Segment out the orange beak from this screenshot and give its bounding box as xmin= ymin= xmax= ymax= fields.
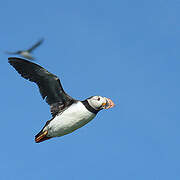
xmin=102 ymin=98 xmax=115 ymax=109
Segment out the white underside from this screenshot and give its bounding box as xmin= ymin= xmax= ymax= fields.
xmin=45 ymin=101 xmax=96 ymax=137
xmin=20 ymin=51 xmax=33 ymax=59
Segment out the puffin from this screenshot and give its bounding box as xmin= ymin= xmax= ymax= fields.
xmin=5 ymin=38 xmax=44 ymax=60
xmin=8 ymin=57 xmax=115 ymax=143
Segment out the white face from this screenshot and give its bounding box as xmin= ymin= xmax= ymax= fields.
xmin=87 ymin=96 xmax=115 ymax=110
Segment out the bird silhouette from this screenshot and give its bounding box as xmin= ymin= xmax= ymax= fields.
xmin=8 ymin=57 xmax=115 ymax=143
xmin=5 ymin=38 xmax=44 ymax=60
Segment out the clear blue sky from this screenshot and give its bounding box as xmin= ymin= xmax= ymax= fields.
xmin=1 ymin=0 xmax=180 ymax=179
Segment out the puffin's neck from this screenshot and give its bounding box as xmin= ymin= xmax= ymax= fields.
xmin=81 ymin=100 xmax=99 ymax=114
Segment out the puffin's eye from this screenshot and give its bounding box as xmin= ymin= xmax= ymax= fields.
xmin=97 ymin=97 xmax=100 ymax=101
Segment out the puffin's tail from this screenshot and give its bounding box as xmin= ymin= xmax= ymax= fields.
xmin=35 ymin=120 xmax=52 ymax=143
xmin=35 ymin=130 xmax=52 ymax=143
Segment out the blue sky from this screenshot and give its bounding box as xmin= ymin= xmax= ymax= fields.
xmin=1 ymin=0 xmax=180 ymax=179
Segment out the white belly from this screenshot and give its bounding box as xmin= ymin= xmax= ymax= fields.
xmin=20 ymin=51 xmax=33 ymax=59
xmin=46 ymin=101 xmax=96 ymax=137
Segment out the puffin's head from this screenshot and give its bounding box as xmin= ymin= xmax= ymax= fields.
xmin=87 ymin=96 xmax=115 ymax=111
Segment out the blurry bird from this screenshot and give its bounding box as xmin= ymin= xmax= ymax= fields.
xmin=5 ymin=38 xmax=44 ymax=60
xmin=8 ymin=57 xmax=115 ymax=143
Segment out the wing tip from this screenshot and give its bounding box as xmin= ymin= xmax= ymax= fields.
xmin=8 ymin=57 xmax=24 ymax=65
xmin=8 ymin=57 xmax=34 ymax=68
xmin=8 ymin=57 xmax=26 ymax=61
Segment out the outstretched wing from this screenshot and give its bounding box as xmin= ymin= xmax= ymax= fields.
xmin=27 ymin=38 xmax=44 ymax=52
xmin=8 ymin=57 xmax=75 ymax=117
xmin=5 ymin=51 xmax=21 ymax=55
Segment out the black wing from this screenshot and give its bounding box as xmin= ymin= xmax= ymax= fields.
xmin=8 ymin=57 xmax=75 ymax=117
xmin=27 ymin=38 xmax=44 ymax=52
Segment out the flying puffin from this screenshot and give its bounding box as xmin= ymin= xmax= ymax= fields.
xmin=8 ymin=57 xmax=115 ymax=143
xmin=5 ymin=38 xmax=44 ymax=60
